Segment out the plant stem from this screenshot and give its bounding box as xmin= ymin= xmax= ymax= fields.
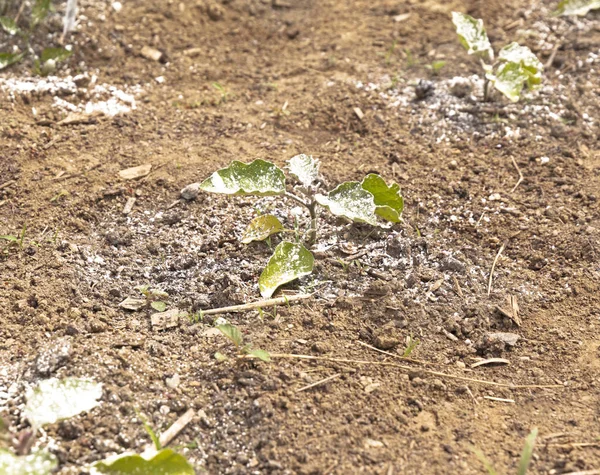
xmin=483 ymin=76 xmax=490 ymax=102
xmin=285 ymin=191 xmax=318 ymax=247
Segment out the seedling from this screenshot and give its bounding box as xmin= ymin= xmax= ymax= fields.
xmin=426 ymin=60 xmax=446 ymax=75
xmin=473 ymin=427 xmax=538 ymax=475
xmin=1 ymin=223 xmax=26 ymax=253
xmin=0 ymin=0 xmax=73 ymax=73
xmin=555 ymin=0 xmax=600 ymax=15
xmin=135 ymin=285 xmax=169 ymax=312
xmin=0 ymin=377 xmax=102 ymax=475
xmin=216 ymin=323 xmax=271 ymax=362
xmin=92 ymin=413 xmax=194 ymax=474
xmin=199 ymin=154 xmax=403 ymax=297
xmin=402 ymin=334 xmax=420 ymax=357
xmin=211 ymin=82 xmax=228 ymax=104
xmin=452 ymin=12 xmax=543 ymax=102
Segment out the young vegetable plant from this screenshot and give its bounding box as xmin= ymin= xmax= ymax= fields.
xmin=215 ymin=323 xmax=271 ymax=362
xmin=451 ymin=12 xmax=543 ymax=102
xmin=199 ymin=154 xmax=403 ymax=298
xmin=0 ymin=377 xmax=102 ymax=475
xmin=92 ymin=414 xmax=194 ymax=475
xmin=555 ymin=0 xmax=600 ymax=15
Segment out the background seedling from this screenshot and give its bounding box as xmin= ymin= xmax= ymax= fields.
xmin=473 ymin=427 xmax=538 ymax=475
xmin=216 ymin=323 xmax=271 ymax=362
xmin=402 ymin=334 xmax=420 ymax=357
xmin=452 ymin=12 xmax=543 ymax=102
xmin=198 ymin=154 xmax=403 ymax=297
xmin=426 ymin=60 xmax=446 ymax=75
xmin=555 ymin=0 xmax=600 ymax=15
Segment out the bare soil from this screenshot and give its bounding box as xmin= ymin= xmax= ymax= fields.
xmin=1 ymin=0 xmax=600 ymax=474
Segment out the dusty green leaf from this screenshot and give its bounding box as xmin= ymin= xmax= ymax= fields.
xmin=288 ymin=154 xmax=319 ymax=187
xmin=31 ymin=0 xmax=50 ymax=27
xmin=0 ymin=51 xmax=26 ymax=70
xmin=0 ymin=235 xmax=18 ymax=242
xmin=200 ymin=159 xmax=286 ymax=196
xmin=451 ymin=12 xmax=493 ymax=60
xmin=150 ymin=301 xmax=167 ymax=312
xmin=489 ymin=61 xmax=529 ymax=102
xmin=361 ymin=174 xmax=403 ymax=223
xmin=555 ymin=0 xmax=600 ymax=15
xmin=93 ymin=449 xmax=194 ymax=475
xmin=259 ymin=241 xmax=314 ymax=298
xmin=246 ymin=348 xmax=271 ymax=362
xmin=0 ymin=449 xmax=58 ymax=475
xmin=41 ymin=47 xmax=73 ymax=63
xmin=315 ymin=182 xmax=379 ymax=226
xmin=0 ymin=17 xmax=19 ymax=35
xmin=498 ymin=43 xmax=543 ymax=89
xmin=216 ymin=323 xmax=244 ymax=348
xmin=241 ymin=215 xmax=285 ymax=244
xmin=24 ymin=378 xmax=102 ymax=427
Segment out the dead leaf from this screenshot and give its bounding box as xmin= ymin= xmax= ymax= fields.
xmin=151 ymin=308 xmax=185 ymax=330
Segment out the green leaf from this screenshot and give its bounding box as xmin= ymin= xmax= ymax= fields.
xmin=361 ymin=174 xmax=403 ymax=223
xmin=41 ymin=47 xmax=73 ymax=63
xmin=258 ymin=241 xmax=314 ymax=298
xmin=241 ymin=215 xmax=285 ymax=244
xmin=24 ymin=377 xmax=102 ymax=427
xmin=0 ymin=52 xmax=26 ymax=70
xmin=517 ymin=428 xmax=538 ymax=475
xmin=246 ymin=348 xmax=271 ymax=362
xmin=489 ymin=61 xmax=529 ymax=102
xmin=288 ymin=154 xmax=319 ymax=187
xmin=93 ymin=449 xmax=194 ymax=475
xmin=136 ymin=411 xmax=161 ymax=451
xmin=451 ymin=12 xmax=493 ymax=60
xmin=555 ymin=0 xmax=600 ymax=15
xmin=0 ymin=17 xmax=20 ymax=35
xmin=315 ymin=182 xmax=379 ymax=226
xmin=151 ymin=301 xmax=167 ymax=312
xmin=199 ymin=159 xmax=286 ymax=196
xmin=31 ymin=0 xmax=51 ymax=27
xmin=0 ymin=449 xmax=58 ymax=475
xmin=0 ymin=235 xmax=18 ymax=242
xmin=216 ymin=323 xmax=244 ymax=348
xmin=472 ymin=447 xmax=498 ymax=475
xmin=498 ymin=43 xmax=543 ymax=89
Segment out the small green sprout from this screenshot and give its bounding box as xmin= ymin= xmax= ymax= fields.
xmin=216 ymin=323 xmax=271 ymax=362
xmin=402 ymin=334 xmax=420 ymax=357
xmin=473 ymin=427 xmax=538 ymax=475
xmin=426 ymin=60 xmax=447 ymax=75
xmin=452 ymin=12 xmax=543 ymax=102
xmin=211 ymin=82 xmax=229 ymax=103
xmin=135 ymin=285 xmax=169 ymax=312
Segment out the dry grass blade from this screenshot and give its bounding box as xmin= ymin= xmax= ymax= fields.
xmin=296 ymin=373 xmax=341 ymax=393
xmin=483 ymin=396 xmax=515 ymax=403
xmin=487 ymin=242 xmax=506 ymax=296
xmin=356 ymin=341 xmax=435 ymax=366
xmin=240 ymin=353 xmax=562 ymax=389
xmin=201 ymin=294 xmax=312 ymax=315
xmin=471 ymin=358 xmax=510 ymax=368
xmin=511 ymin=157 xmax=523 ymax=193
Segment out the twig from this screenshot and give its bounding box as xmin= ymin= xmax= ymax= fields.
xmin=356 ymin=341 xmax=435 ymax=366
xmin=14 ymin=0 xmax=26 ymax=23
xmin=511 ymin=157 xmax=523 ymax=193
xmin=465 ymin=386 xmax=479 ymax=405
xmin=201 ymin=294 xmax=312 ymax=316
xmin=240 ymin=353 xmax=562 ymax=389
xmin=296 ymin=373 xmax=341 ymax=392
xmin=561 ymin=471 xmax=600 ymax=475
xmin=483 ymin=396 xmax=515 ymax=403
xmin=453 ymin=276 xmax=464 ymax=298
xmin=159 ymin=408 xmax=195 ymax=447
xmin=487 ymin=243 xmax=506 ymax=296
xmin=544 ymin=42 xmax=562 ymax=69
xmin=0 ymin=180 xmax=16 ymax=190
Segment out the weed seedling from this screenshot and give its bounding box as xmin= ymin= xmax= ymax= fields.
xmin=211 ymin=82 xmax=229 ymax=104
xmin=1 ymin=223 xmax=26 ymax=253
xmin=473 ymin=427 xmax=538 ymax=475
xmin=426 ymin=60 xmax=446 ymax=75
xmin=135 ymin=285 xmax=169 ymax=312
xmin=199 ymin=154 xmax=403 ymax=297
xmin=452 ymin=12 xmax=543 ymax=102
xmin=216 ymin=323 xmax=271 ymax=362
xmin=402 ymin=334 xmax=420 ymax=357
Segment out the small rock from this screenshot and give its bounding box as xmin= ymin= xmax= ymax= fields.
xmin=118 ymin=163 xmax=152 ymax=180
xmin=440 ymin=256 xmax=466 ymax=273
xmin=34 ymin=339 xmax=72 ymax=376
xmin=487 ymin=332 xmax=520 ymax=347
xmin=311 ymin=341 xmax=332 ymax=354
xmin=119 ymin=297 xmax=146 ymax=311
xmin=415 ymin=79 xmax=434 ymax=100
xmin=488 ymin=193 xmax=502 ymax=201
xmin=364 ymin=439 xmax=384 ymax=449
xmin=159 ymin=405 xmax=170 ymax=415
xmin=450 ymin=78 xmax=472 ymax=98
xmin=180 ymin=182 xmax=200 ymax=200
xmin=166 ymin=374 xmax=181 ymax=389
xmin=206 ymin=3 xmax=224 ymax=20
xmin=373 ymin=334 xmax=400 ymax=351
xmin=151 ymin=309 xmax=185 ymax=331
xmin=58 ymin=420 xmax=84 ymax=440
xmin=140 ymin=46 xmax=163 ymax=62
xmin=89 ymin=319 xmax=107 ymax=333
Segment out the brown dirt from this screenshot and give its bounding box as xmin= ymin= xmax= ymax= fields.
xmin=1 ymin=0 xmax=600 ymax=474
